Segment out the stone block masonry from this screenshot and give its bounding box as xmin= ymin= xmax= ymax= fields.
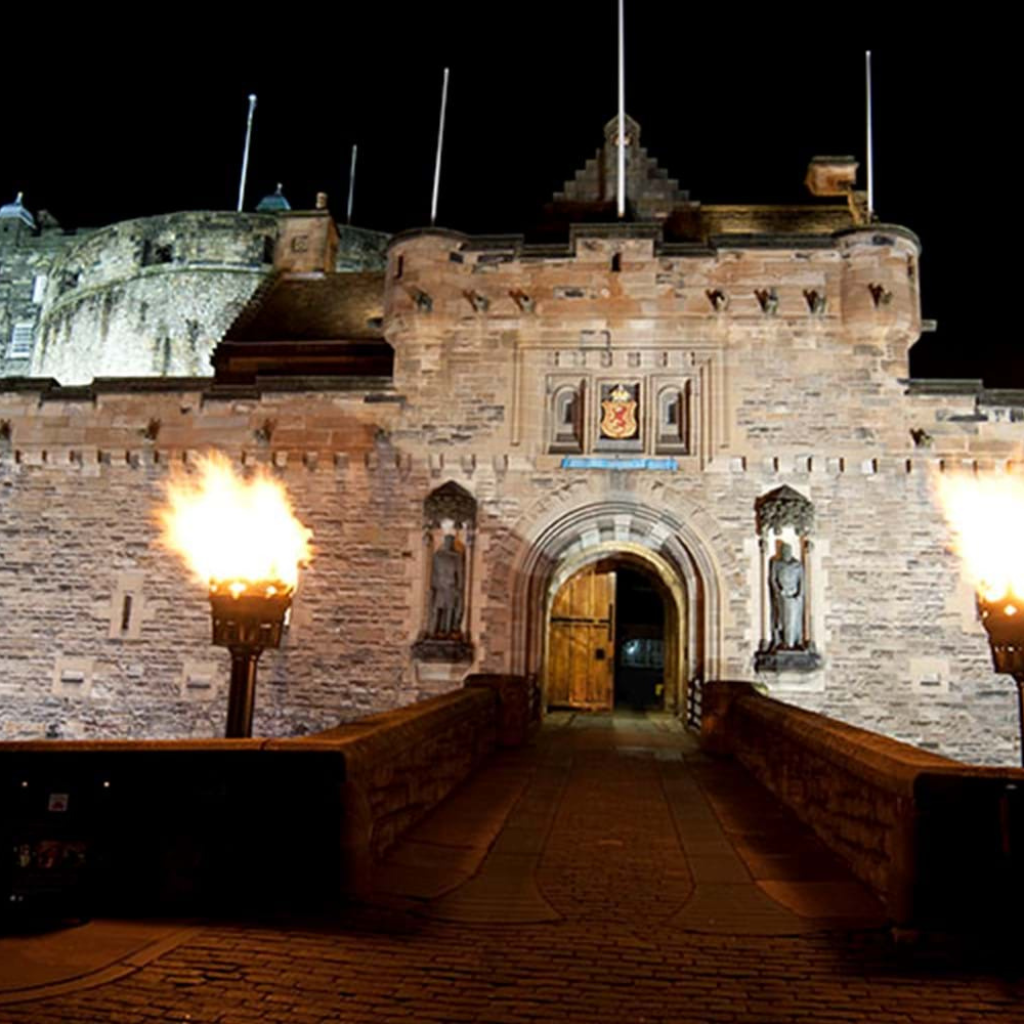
xmin=702 ymin=679 xmax=1024 ymax=929
xmin=0 ymin=211 xmax=389 ymax=384
xmin=0 ymin=374 xmax=1018 ymax=766
xmin=0 ymin=214 xmax=1022 ymax=767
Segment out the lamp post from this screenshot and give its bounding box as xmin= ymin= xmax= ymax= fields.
xmin=977 ymin=592 xmax=1024 ymax=767
xmin=210 ymin=580 xmax=294 ymax=738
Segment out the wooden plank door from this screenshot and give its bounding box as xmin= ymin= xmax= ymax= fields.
xmin=548 ymin=567 xmax=615 ymax=710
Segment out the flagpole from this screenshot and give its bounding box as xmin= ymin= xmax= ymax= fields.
xmin=236 ymin=94 xmax=257 ymax=213
xmin=865 ymin=51 xmax=874 ymax=219
xmin=617 ymin=0 xmax=626 ymax=219
xmin=347 ymin=143 xmax=358 ymax=225
xmin=431 ymin=68 xmax=450 ymax=227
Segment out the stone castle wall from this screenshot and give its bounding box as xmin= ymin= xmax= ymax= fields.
xmin=0 ymin=212 xmax=389 ymax=384
xmin=0 ymin=225 xmax=1020 ymax=766
xmin=0 ymin=387 xmax=1018 ymax=763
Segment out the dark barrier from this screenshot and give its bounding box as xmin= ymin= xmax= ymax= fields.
xmin=0 ymin=679 xmax=533 ymax=920
xmin=1 ymin=742 xmax=345 ymax=918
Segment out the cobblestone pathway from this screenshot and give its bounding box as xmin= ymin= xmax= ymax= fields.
xmin=2 ymin=713 xmax=1022 ymax=1023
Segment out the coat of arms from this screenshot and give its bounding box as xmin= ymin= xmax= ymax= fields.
xmin=600 ymin=383 xmax=638 ymax=440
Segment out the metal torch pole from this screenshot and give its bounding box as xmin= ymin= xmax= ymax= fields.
xmin=225 ymin=647 xmax=262 ymax=739
xmin=1015 ymin=674 xmax=1024 ymax=768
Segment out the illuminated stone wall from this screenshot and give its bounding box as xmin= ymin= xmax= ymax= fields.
xmin=0 ymin=223 xmax=1020 ymax=766
xmin=0 ymin=211 xmax=388 ymax=383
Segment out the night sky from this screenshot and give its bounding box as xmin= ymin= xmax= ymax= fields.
xmin=1 ymin=12 xmax=1009 ymax=384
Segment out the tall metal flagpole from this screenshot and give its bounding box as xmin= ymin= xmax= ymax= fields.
xmin=617 ymin=0 xmax=626 ymax=219
xmin=431 ymin=68 xmax=450 ymax=227
xmin=237 ymin=94 xmax=257 ymax=213
xmin=865 ymin=51 xmax=875 ymax=219
xmin=347 ymin=144 xmax=358 ymax=225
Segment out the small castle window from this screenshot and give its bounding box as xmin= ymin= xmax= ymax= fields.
xmin=655 ymin=382 xmax=689 ymax=453
xmin=7 ymin=322 xmax=34 ymax=359
xmin=550 ymin=383 xmax=584 ymax=453
xmin=611 ymin=252 xmax=622 ymax=273
xmin=141 ymin=241 xmax=174 ymax=267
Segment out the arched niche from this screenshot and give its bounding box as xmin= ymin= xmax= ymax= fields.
xmin=753 ymin=485 xmax=822 ymax=673
xmin=412 ymin=481 xmax=476 ymax=664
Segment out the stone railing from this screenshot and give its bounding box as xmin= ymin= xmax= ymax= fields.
xmin=0 ymin=676 xmax=535 ymax=917
xmin=702 ymin=680 xmax=1024 ymax=929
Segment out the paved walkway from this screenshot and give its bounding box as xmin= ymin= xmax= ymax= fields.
xmin=1 ymin=712 xmax=1023 ymax=1022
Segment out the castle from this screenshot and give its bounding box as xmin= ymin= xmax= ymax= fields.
xmin=1 ymin=117 xmax=1019 ymax=765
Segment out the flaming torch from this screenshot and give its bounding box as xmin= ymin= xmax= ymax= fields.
xmin=159 ymin=452 xmax=312 ymax=738
xmin=936 ymin=471 xmax=1024 ymax=765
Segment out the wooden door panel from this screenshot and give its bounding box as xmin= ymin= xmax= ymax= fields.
xmin=549 ymin=566 xmax=615 ymax=711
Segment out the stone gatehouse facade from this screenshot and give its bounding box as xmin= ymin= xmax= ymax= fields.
xmin=0 ymin=120 xmax=1019 ymax=765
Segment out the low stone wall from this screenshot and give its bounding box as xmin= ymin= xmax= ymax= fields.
xmin=702 ymin=680 xmax=1024 ymax=929
xmin=283 ymin=686 xmax=499 ymax=868
xmin=0 ymin=681 xmax=520 ymax=916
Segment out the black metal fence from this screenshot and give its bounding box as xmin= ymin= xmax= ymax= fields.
xmin=685 ymin=675 xmax=703 ymax=731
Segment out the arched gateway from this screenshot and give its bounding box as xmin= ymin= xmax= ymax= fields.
xmin=508 ymin=500 xmax=724 ymax=715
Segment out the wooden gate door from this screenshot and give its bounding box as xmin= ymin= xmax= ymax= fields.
xmin=548 ymin=566 xmax=615 ymax=710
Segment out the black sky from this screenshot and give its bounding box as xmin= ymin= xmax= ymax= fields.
xmin=1 ymin=10 xmax=1011 ymax=384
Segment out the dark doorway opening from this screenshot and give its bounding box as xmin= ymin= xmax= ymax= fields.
xmin=613 ymin=568 xmax=665 ymax=710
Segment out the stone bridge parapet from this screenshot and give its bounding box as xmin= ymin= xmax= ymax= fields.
xmin=702 ymin=680 xmax=1024 ymax=930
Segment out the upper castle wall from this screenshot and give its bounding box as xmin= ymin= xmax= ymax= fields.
xmin=31 ymin=212 xmax=279 ymax=383
xmin=384 ymin=225 xmax=922 ymax=459
xmin=1 ymin=212 xmax=390 ymax=385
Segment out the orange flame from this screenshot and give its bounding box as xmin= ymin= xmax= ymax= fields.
xmin=934 ymin=471 xmax=1024 ymax=602
xmin=159 ymin=452 xmax=312 ymax=592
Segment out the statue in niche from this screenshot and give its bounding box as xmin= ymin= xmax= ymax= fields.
xmin=428 ymin=534 xmax=465 ymax=637
xmin=413 ymin=481 xmax=476 ymax=664
xmin=754 ymin=485 xmax=821 ymax=674
xmin=769 ymin=541 xmax=804 ymax=649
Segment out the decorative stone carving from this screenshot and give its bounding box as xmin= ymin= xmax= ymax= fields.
xmin=509 ymin=289 xmax=534 ymax=313
xmin=803 ymin=289 xmax=827 ymax=315
xmin=424 ymin=480 xmax=476 ymax=530
xmin=705 ymin=288 xmax=728 ymax=312
xmin=755 ymin=288 xmax=778 ymax=316
xmin=755 ymin=485 xmax=814 ymax=538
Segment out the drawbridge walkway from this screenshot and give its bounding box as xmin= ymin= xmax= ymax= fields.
xmin=1 ymin=712 xmax=1022 ymax=1023
xmin=374 ymin=711 xmax=883 ymax=933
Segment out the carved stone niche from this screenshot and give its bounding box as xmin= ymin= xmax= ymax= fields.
xmin=753 ymin=485 xmax=822 ymax=673
xmin=412 ymin=481 xmax=476 ymax=664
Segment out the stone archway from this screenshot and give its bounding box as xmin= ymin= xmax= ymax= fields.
xmin=507 ymin=497 xmax=724 ymax=717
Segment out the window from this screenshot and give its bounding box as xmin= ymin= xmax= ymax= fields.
xmin=31 ymin=275 xmax=47 ymax=304
xmin=550 ymin=383 xmax=583 ymax=453
xmin=655 ymin=382 xmax=690 ymax=453
xmin=7 ymin=322 xmax=34 ymax=359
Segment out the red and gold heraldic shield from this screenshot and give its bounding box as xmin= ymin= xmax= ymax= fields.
xmin=600 ymin=383 xmax=638 ymax=439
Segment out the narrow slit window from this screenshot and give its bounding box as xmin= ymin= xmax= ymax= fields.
xmin=120 ymin=594 xmax=134 ymax=634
